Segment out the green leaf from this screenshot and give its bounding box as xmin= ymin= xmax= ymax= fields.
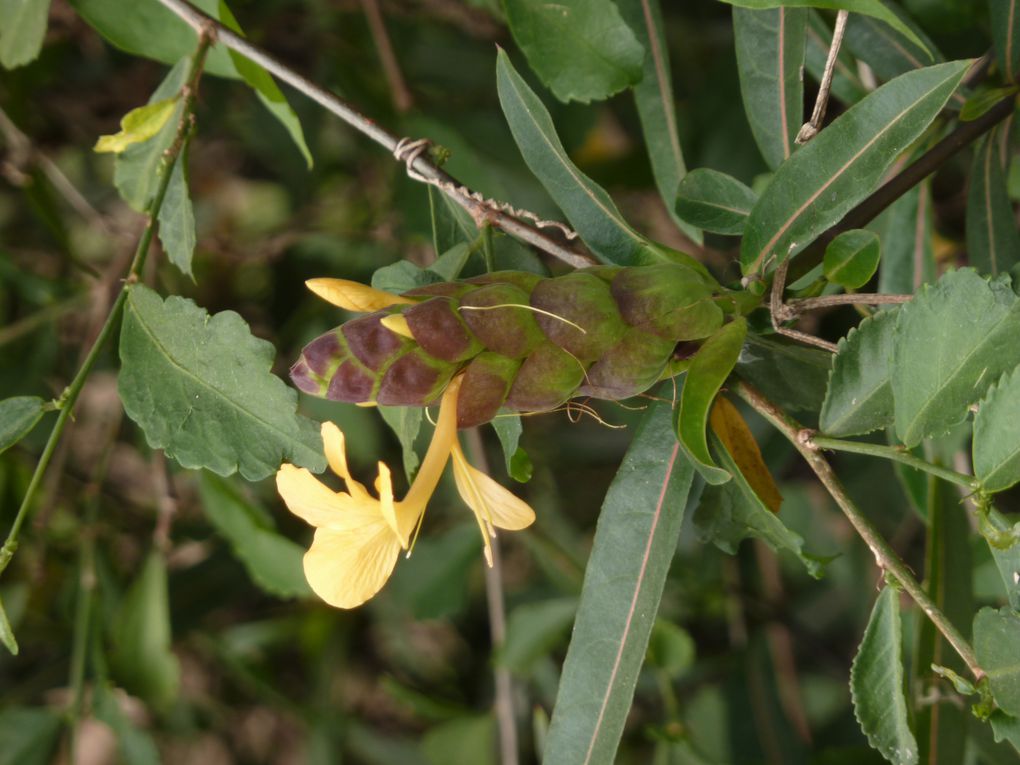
xmin=989 ymin=710 xmax=1020 ymax=753
xmin=990 ymin=0 xmax=1020 ymax=84
xmin=718 ymin=0 xmax=930 ymax=52
xmin=874 ymin=179 xmax=935 ymax=295
xmin=371 ymin=260 xmax=442 ymax=294
xmin=542 ymin=399 xmax=697 ymax=765
xmin=735 ymin=333 xmax=831 ymax=415
xmin=983 ymin=508 xmax=1020 ymax=609
xmin=646 ymin=620 xmax=695 ymax=678
xmin=975 ymin=366 xmax=1020 ymax=493
xmin=113 ymin=61 xmax=188 ymax=212
xmin=733 ymin=6 xmax=807 ymax=170
xmin=491 ymin=413 xmax=532 ymax=482
xmin=0 ymin=0 xmax=52 ymax=69
xmin=676 ymin=318 xmax=747 ymax=484
xmin=850 ymin=587 xmax=919 ymax=765
xmin=429 ymin=186 xmax=477 ymax=256
xmin=675 ymin=168 xmax=758 ymax=235
xmin=967 ymin=127 xmax=1020 ymax=276
xmin=0 ymin=594 xmax=17 ymax=655
xmin=388 ymin=525 xmax=481 ymax=620
xmin=118 ymin=285 xmax=326 ymax=480
xmin=842 ymin=4 xmax=947 ymax=84
xmin=740 ymin=61 xmax=969 ymax=276
xmin=824 ymin=229 xmax=881 ymax=289
xmin=94 ymin=97 xmax=178 ymax=154
xmin=617 ymin=0 xmax=701 ymax=243
xmin=892 ymin=269 xmax=1020 ymax=447
xmin=504 ymin=0 xmax=644 ymax=103
xmin=805 ymin=10 xmax=868 ymax=105
xmin=960 ymin=87 xmax=1018 ymax=122
xmin=0 ymin=707 xmax=61 ymax=765
xmin=378 ymin=405 xmax=422 ymax=481
xmin=93 ymin=683 xmax=161 ymax=765
xmin=820 ymin=308 xmax=897 ymax=436
xmin=429 ymin=242 xmax=473 ymax=281
xmin=695 ymin=432 xmax=825 ymax=577
xmin=975 ymin=607 xmax=1020 ymax=717
xmin=422 ymin=715 xmax=496 ymax=765
xmin=157 ymin=144 xmax=196 ymax=278
xmin=198 ymin=473 xmax=311 ymax=598
xmin=495 ymin=49 xmax=651 ymax=265
xmin=0 ymin=396 xmax=46 ymax=454
xmin=111 ymin=550 xmax=181 ymax=709
xmin=496 ymin=597 xmax=577 ymax=673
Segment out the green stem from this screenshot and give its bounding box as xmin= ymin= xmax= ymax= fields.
xmin=734 ymin=381 xmax=984 ymax=680
xmin=809 ymin=435 xmax=980 ymax=490
xmin=67 ymin=502 xmax=99 ymax=759
xmin=0 ymin=31 xmax=215 ymax=580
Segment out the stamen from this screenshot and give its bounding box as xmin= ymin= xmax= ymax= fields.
xmin=458 ymin=304 xmax=588 ymax=335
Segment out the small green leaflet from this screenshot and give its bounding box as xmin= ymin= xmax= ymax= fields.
xmin=975 ymin=607 xmax=1020 ymax=718
xmin=850 ymin=587 xmax=919 ymax=765
xmin=675 ymin=169 xmax=758 ymax=235
xmin=974 ymin=365 xmax=1020 ymax=493
xmin=823 ymin=229 xmax=881 ymax=289
xmin=0 ymin=0 xmax=52 ymax=69
xmin=378 ymin=405 xmax=423 ymax=481
xmin=157 ymin=144 xmax=197 ymax=278
xmin=0 ymin=396 xmax=46 ymax=454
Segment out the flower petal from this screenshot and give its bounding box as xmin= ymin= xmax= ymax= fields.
xmin=306 ymin=278 xmax=415 ymax=312
xmin=321 ymin=422 xmax=370 ymax=500
xmin=451 ymin=444 xmax=536 ymax=531
xmin=374 ymin=460 xmax=408 ymax=547
xmin=276 ymin=465 xmax=348 ymax=528
xmin=303 ymin=522 xmax=402 ymax=608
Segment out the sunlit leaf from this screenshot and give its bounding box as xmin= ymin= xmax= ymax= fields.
xmin=850 ymin=587 xmax=919 ymax=765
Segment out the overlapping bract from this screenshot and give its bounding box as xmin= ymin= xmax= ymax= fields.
xmin=292 ymin=264 xmax=743 ymax=427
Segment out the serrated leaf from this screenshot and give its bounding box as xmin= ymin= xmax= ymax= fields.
xmin=874 ymin=179 xmax=935 ymax=295
xmin=983 ymin=508 xmax=1020 ymax=609
xmin=709 ymin=396 xmax=782 ymax=512
xmin=805 ymin=10 xmax=868 ymax=105
xmin=0 ymin=707 xmax=61 ymax=765
xmin=850 ymin=587 xmax=919 ymax=765
xmin=496 ymin=49 xmax=653 ymax=265
xmin=118 ymin=285 xmax=325 ymax=480
xmin=892 ymin=269 xmax=1020 ymax=447
xmin=990 ymin=0 xmax=1020 ymax=84
xmin=198 ymin=472 xmax=311 ymax=598
xmin=824 ymin=229 xmax=881 ymax=289
xmin=719 ymin=0 xmax=930 ymax=52
xmin=0 ymin=0 xmax=51 ymax=69
xmin=504 ymin=0 xmax=644 ymax=103
xmin=975 ymin=366 xmax=1020 ymax=493
xmin=378 ymin=405 xmax=422 ymax=481
xmin=618 ymin=0 xmax=701 ymax=243
xmin=820 ymin=309 xmax=898 ymax=436
xmin=695 ymin=432 xmax=824 ymax=577
xmin=496 ymin=597 xmax=577 ymax=674
xmin=733 ymin=6 xmax=807 ymax=170
xmin=0 ymin=396 xmax=46 ymax=454
xmin=675 ymin=168 xmax=758 ymax=235
xmin=989 ymin=710 xmax=1020 ymax=753
xmin=975 ymin=607 xmax=1020 ymax=717
xmin=543 ymin=399 xmax=697 ymax=765
xmin=736 ymin=333 xmax=832 ymax=416
xmin=967 ymin=126 xmax=1020 ymax=276
xmin=740 ymin=61 xmax=968 ymax=276
xmin=94 ymin=98 xmax=178 ymax=154
xmin=157 ymin=145 xmax=196 ymax=278
xmin=676 ymin=318 xmax=747 ymax=484
xmin=111 ymin=550 xmax=181 ymax=709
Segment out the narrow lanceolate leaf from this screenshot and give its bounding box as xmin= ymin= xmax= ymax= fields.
xmin=675 ymin=169 xmax=757 ymax=235
xmin=874 ymin=180 xmax=935 ymax=295
xmin=967 ymin=127 xmax=1020 ymax=276
xmin=974 ymin=366 xmax=1020 ymax=493
xmin=990 ymin=0 xmax=1020 ymax=83
xmin=0 ymin=396 xmax=46 ymax=454
xmin=824 ymin=229 xmax=881 ymax=289
xmin=157 ymin=147 xmax=197 ymax=278
xmin=198 ymin=473 xmax=311 ymax=598
xmin=736 ymin=333 xmax=831 ymax=415
xmin=496 ymin=50 xmax=651 ymax=265
xmin=0 ymin=0 xmax=52 ymax=69
xmin=850 ymin=587 xmax=919 ymax=765
xmin=676 ymin=318 xmax=747 ymax=484
xmin=975 ymin=607 xmax=1020 ymax=717
xmin=820 ymin=309 xmax=897 ymax=436
xmin=618 ymin=0 xmax=702 ymax=243
xmin=709 ymin=396 xmax=782 ymax=512
xmin=806 ymin=10 xmax=868 ymax=105
xmin=504 ymin=0 xmax=644 ymax=103
xmin=719 ymin=0 xmax=929 ymax=51
xmin=843 ymin=6 xmax=948 ymax=86
xmin=733 ymin=6 xmax=807 ymax=170
xmin=543 ymin=400 xmax=696 ymax=765
xmin=892 ymin=269 xmax=1020 ymax=447
xmin=740 ymin=61 xmax=969 ymax=276
xmin=118 ymin=285 xmax=326 ymax=481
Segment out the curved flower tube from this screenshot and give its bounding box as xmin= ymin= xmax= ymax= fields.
xmin=276 ymin=376 xmax=535 ymax=608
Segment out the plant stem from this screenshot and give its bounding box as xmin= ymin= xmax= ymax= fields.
xmin=152 ymin=0 xmax=592 ymax=269
xmin=734 ymin=381 xmax=984 ymax=680
xmin=809 ymin=435 xmax=980 ymax=490
xmin=0 ymin=31 xmax=214 ymax=580
xmin=786 ymin=293 xmax=912 ymax=314
xmin=797 ymin=10 xmax=848 ymax=144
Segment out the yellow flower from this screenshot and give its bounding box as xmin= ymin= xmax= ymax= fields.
xmin=276 ymin=376 xmax=535 ymax=608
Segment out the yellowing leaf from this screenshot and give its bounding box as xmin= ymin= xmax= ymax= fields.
xmin=94 ymin=98 xmax=178 ymax=154
xmin=709 ymin=396 xmax=782 ymax=512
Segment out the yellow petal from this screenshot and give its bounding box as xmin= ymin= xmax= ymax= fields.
xmin=450 ymin=443 xmax=535 ymax=531
xmin=276 ymin=464 xmax=352 ymax=528
xmin=380 ymin=313 xmax=414 ymax=339
xmin=303 ymin=523 xmax=402 ymax=608
xmin=321 ymin=422 xmax=370 ymax=500
xmin=306 ymin=278 xmax=415 ymax=312
xmin=374 ymin=460 xmax=407 ymax=547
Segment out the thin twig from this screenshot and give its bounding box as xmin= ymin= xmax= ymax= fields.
xmin=464 ymin=428 xmax=519 ymax=765
xmin=809 ymin=435 xmax=980 ymax=490
xmin=768 ymin=257 xmax=839 ymax=352
xmin=797 ymin=10 xmax=849 ymax=144
xmin=152 ymin=0 xmax=593 ymax=269
xmin=734 ymin=381 xmax=983 ymax=680
xmin=786 ymin=293 xmax=913 ymax=314
xmin=359 ymin=0 xmax=413 ymax=113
